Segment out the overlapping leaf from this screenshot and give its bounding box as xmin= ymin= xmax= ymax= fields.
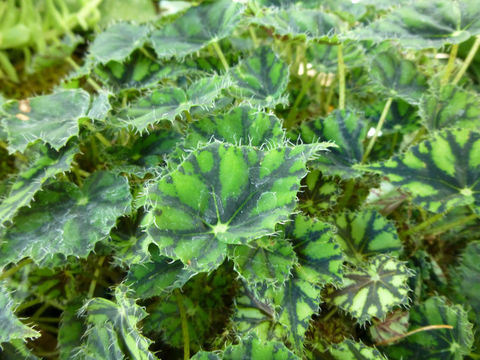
xmin=329 ymin=339 xmax=388 ymax=360
xmin=150 ymin=0 xmax=245 ymax=58
xmin=330 ymin=210 xmax=402 ymax=264
xmin=1 ymin=89 xmax=90 ymax=153
xmin=361 ymin=128 xmax=480 ymax=214
xmin=329 ymin=255 xmax=413 ymax=324
xmin=455 ymin=241 xmax=480 ymax=325
xmin=223 ymin=333 xmax=300 ymax=360
xmin=298 ymin=170 xmax=339 ymax=216
xmin=0 ymin=141 xmax=78 ymax=225
xmin=385 ymin=297 xmax=474 ymax=360
xmin=142 ymin=142 xmax=324 ymax=272
xmin=365 ymin=99 xmax=419 ymax=134
xmin=230 ymin=47 xmax=289 ymax=108
xmin=0 ymin=171 xmax=132 ymax=268
xmin=89 ymin=22 xmax=149 ymax=63
xmin=58 ymin=304 xmax=85 ymax=360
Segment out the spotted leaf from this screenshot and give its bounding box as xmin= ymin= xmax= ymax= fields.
xmin=230 ymin=47 xmax=289 ymax=108
xmin=330 ymin=210 xmax=402 ymax=264
xmin=360 ymin=128 xmax=480 ymax=214
xmin=0 ymin=171 xmax=132 ymax=268
xmin=223 ymin=333 xmax=300 ymax=360
xmin=150 ymin=0 xmax=245 ymax=58
xmin=329 ymin=255 xmax=413 ymax=324
xmin=2 ymin=89 xmax=90 ymax=153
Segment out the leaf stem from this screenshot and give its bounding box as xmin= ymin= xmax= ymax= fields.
xmin=376 ymin=324 xmax=453 ymax=346
xmin=0 ymin=258 xmax=32 ymax=281
xmin=65 ymin=56 xmax=102 ymax=92
xmin=423 ymin=213 xmax=478 ymax=235
xmin=362 ymin=97 xmax=392 ymax=164
xmin=175 ymin=289 xmax=190 ymax=360
xmin=337 ymin=43 xmax=346 ymax=110
xmin=286 ymin=73 xmax=318 ymax=127
xmin=87 ymin=256 xmax=106 ymax=298
xmin=400 ymin=210 xmax=449 ymax=237
xmin=453 ymin=35 xmax=480 ymax=85
xmin=441 ymin=44 xmax=458 ymax=86
xmin=212 ymin=41 xmax=229 ymax=72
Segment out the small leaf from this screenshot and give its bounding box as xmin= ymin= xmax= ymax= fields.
xmin=223 ymin=333 xmax=300 ymax=360
xmin=329 ymin=255 xmax=413 ymax=324
xmin=58 ymin=303 xmax=86 ymax=360
xmin=150 ymin=0 xmax=245 ymax=58
xmin=2 ymin=89 xmax=90 ymax=153
xmin=361 ymin=128 xmax=480 ymax=214
xmin=230 ymin=47 xmax=289 ymax=108
xmin=330 ymin=210 xmax=402 ymax=264
xmin=297 ymin=170 xmax=340 ymax=216
xmin=0 ymin=171 xmax=132 ymax=268
xmin=87 ymin=91 xmax=112 ymax=120
xmin=370 ymin=310 xmax=409 ymax=345
xmin=384 ymin=297 xmax=474 ymax=360
xmin=191 ymin=352 xmax=221 ymax=360
xmin=89 ymin=22 xmax=149 ymax=63
xmin=329 ymin=339 xmax=388 ymax=360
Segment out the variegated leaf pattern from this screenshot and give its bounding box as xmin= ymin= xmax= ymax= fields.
xmin=329 ymin=339 xmax=388 ymax=360
xmin=370 ymin=310 xmax=409 ymax=345
xmin=0 ymin=283 xmax=40 ymax=345
xmin=329 ymin=255 xmax=413 ymax=324
xmin=0 ymin=339 xmax=39 ymax=359
xmin=223 ymin=333 xmax=300 ymax=360
xmin=351 ymin=0 xmax=480 ymax=49
xmin=143 ymin=142 xmax=322 ymax=272
xmin=419 ymin=84 xmax=480 ymax=131
xmin=365 ymin=99 xmax=419 ymax=134
xmin=295 ymin=109 xmax=366 ymax=178
xmin=370 ymin=49 xmax=427 ymax=105
xmin=361 ymin=128 xmax=480 ymax=214
xmin=184 ymin=106 xmax=285 ymax=149
xmin=74 ymin=286 xmax=157 ymax=360
xmin=455 ymin=241 xmax=480 ymax=325
xmin=0 ymin=171 xmax=132 ymax=268
xmin=232 ymin=237 xmax=297 ymax=287
xmin=298 ymin=170 xmax=340 ymax=216
xmin=58 ymin=303 xmax=85 ymax=360
xmin=191 ymin=352 xmax=221 ymax=360
xmin=2 ymin=89 xmax=90 ymax=153
xmin=89 ymin=22 xmax=149 ymax=63
xmin=330 ymin=210 xmax=402 ymax=264
xmin=0 ymin=141 xmax=78 ymax=225
xmin=230 ymin=47 xmax=289 ymax=108
xmin=385 ymin=297 xmax=474 ymax=360
xmin=150 ymin=0 xmax=245 ymax=58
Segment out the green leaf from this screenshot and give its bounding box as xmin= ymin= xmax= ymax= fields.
xmin=0 ymin=141 xmax=78 ymax=225
xmin=58 ymin=303 xmax=86 ymax=360
xmin=87 ymin=91 xmax=112 ymax=120
xmin=455 ymin=241 xmax=480 ymax=325
xmin=297 ymin=170 xmax=340 ymax=216
xmin=143 ymin=142 xmax=322 ymax=272
xmin=89 ymin=22 xmax=149 ymax=63
xmin=232 ymin=237 xmax=297 ymax=287
xmin=150 ymin=0 xmax=245 ymax=58
xmin=0 ymin=283 xmax=39 ymax=346
xmin=294 ymin=109 xmax=366 ymax=179
xmin=361 ymin=128 xmax=480 ymax=214
xmin=0 ymin=171 xmax=132 ymax=268
xmin=329 ymin=339 xmax=388 ymax=360
xmin=230 ymin=47 xmax=289 ymax=108
xmin=250 ymin=7 xmax=344 ymax=41
xmin=329 ymin=255 xmax=413 ymax=324
xmin=191 ymin=352 xmax=221 ymax=360
xmin=184 ymin=105 xmax=285 ymax=149
xmin=419 ymin=84 xmax=480 ymax=131
xmin=2 ymin=89 xmax=90 ymax=153
xmin=385 ymin=297 xmax=474 ymax=360
xmin=370 ymin=49 xmax=427 ymax=105
xmin=0 ymin=340 xmax=39 ymax=360
xmin=330 ymin=210 xmax=402 ymax=264
xmin=351 ymin=0 xmax=480 ymax=49
xmin=75 ymin=286 xmax=157 ymax=360
xmin=365 ymin=99 xmax=419 ymax=134
xmin=223 ymin=333 xmax=300 ymax=360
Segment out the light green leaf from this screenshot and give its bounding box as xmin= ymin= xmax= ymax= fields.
xmin=351 ymin=0 xmax=480 ymax=49
xmin=223 ymin=333 xmax=300 ymax=360
xmin=0 ymin=141 xmax=78 ymax=225
xmin=150 ymin=0 xmax=245 ymax=58
xmin=191 ymin=352 xmax=221 ymax=360
xmin=361 ymin=128 xmax=480 ymax=214
xmin=385 ymin=297 xmax=474 ymax=360
xmin=330 ymin=210 xmax=402 ymax=264
xmin=230 ymin=47 xmax=289 ymax=108
xmin=87 ymin=91 xmax=111 ymax=120
xmin=0 ymin=171 xmax=132 ymax=268
xmin=370 ymin=49 xmax=427 ymax=104
xmin=0 ymin=339 xmax=39 ymax=359
xmin=143 ymin=142 xmax=322 ymax=272
xmin=455 ymin=241 xmax=480 ymax=325
xmin=329 ymin=339 xmax=388 ymax=360
xmin=329 ymin=255 xmax=413 ymax=324
xmin=89 ymin=22 xmax=149 ymax=63
xmin=2 ymin=89 xmax=90 ymax=153
xmin=185 ymin=106 xmax=285 ymax=149
xmin=419 ymin=84 xmax=480 ymax=131
xmin=0 ymin=283 xmax=39 ymax=346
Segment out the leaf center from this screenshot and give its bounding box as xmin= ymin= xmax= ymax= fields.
xmin=211 ymin=222 xmax=229 ymax=236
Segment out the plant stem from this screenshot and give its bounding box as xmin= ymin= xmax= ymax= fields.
xmin=88 ymin=256 xmax=106 ymax=298
xmin=453 ymin=35 xmax=480 ymax=85
xmin=286 ymin=73 xmax=318 ymax=127
xmin=376 ymin=324 xmax=453 ymax=346
xmin=423 ymin=213 xmax=478 ymax=235
xmin=337 ymin=43 xmax=346 ymax=110
xmin=82 ymin=120 xmax=111 ymax=147
xmin=441 ymin=44 xmax=458 ymax=86
xmin=362 ymin=97 xmax=392 ymax=163
xmin=212 ymin=41 xmax=229 ymax=71
xmin=175 ymin=289 xmax=190 ymax=360
xmin=249 ymin=26 xmax=258 ymax=47
xmin=400 ymin=210 xmax=449 ymax=237
xmin=322 ymin=307 xmax=337 ymax=322
xmin=0 ymin=258 xmax=32 ymax=281
xmin=65 ymin=56 xmax=102 ymax=92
